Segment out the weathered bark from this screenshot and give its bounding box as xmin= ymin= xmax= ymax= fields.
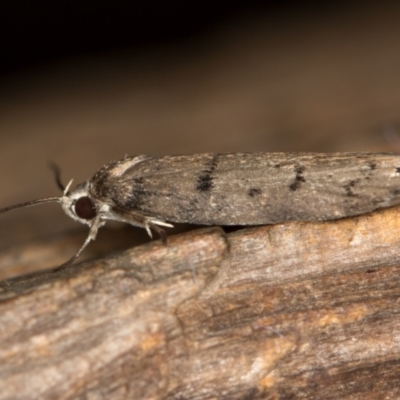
xmin=2 ymin=208 xmax=400 ymax=399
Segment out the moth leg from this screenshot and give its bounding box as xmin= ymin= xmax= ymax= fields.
xmin=105 ymin=207 xmax=173 ymax=243
xmin=53 ymin=215 xmax=103 ymax=271
xmin=146 ymin=220 xmax=168 ymax=244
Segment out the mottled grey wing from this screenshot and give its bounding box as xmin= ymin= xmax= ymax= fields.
xmin=101 ymin=153 xmax=400 ymax=225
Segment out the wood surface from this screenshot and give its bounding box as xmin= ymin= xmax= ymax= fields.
xmin=2 ymin=207 xmax=400 ymax=399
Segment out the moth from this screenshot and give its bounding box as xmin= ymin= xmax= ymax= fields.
xmin=2 ymin=152 xmax=400 ymax=269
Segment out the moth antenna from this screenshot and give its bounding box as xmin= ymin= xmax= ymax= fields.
xmin=48 ymin=162 xmax=65 ymax=192
xmin=0 ymin=197 xmax=61 ymax=214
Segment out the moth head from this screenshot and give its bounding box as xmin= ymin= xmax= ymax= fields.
xmin=0 ymin=165 xmax=103 ymax=270
xmin=0 ymin=162 xmax=172 ymax=270
xmin=61 ymin=181 xmax=98 ymax=226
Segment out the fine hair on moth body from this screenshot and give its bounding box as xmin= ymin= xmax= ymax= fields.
xmin=2 ymin=152 xmax=400 ymax=270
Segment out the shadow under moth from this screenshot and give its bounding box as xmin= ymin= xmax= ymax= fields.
xmin=2 ymin=152 xmax=400 ymax=268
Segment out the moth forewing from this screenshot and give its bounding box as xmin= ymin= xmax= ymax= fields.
xmin=93 ymin=152 xmax=400 ymax=226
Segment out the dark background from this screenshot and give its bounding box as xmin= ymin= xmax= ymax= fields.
xmin=1 ymin=0 xmax=400 ymax=272
xmin=0 ymin=1 xmax=340 ymax=76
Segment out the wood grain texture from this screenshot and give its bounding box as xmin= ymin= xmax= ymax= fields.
xmin=2 ymin=208 xmax=400 ymax=399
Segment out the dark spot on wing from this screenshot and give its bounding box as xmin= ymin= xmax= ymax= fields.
xmin=122 ymin=175 xmax=160 ymax=210
xmin=248 ymin=188 xmax=262 ymax=197
xmin=391 ymin=188 xmax=400 ymax=195
xmin=126 ymin=188 xmax=147 ymax=209
xmin=396 ymin=167 xmax=400 ymax=174
xmin=197 ymin=175 xmax=213 ymax=191
xmin=289 ymin=165 xmax=306 ymax=191
xmin=343 ymin=179 xmax=360 ymax=197
xmin=196 ymin=154 xmax=219 ymax=192
xmin=360 ymin=161 xmax=378 ymax=181
xmin=274 ymin=164 xmax=281 ymax=168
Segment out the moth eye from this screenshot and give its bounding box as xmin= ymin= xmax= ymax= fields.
xmin=74 ymin=197 xmax=96 ymax=220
